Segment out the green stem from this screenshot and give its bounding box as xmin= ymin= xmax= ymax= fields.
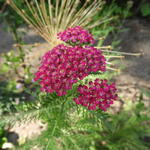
xmin=60 ymin=96 xmax=67 ymax=114
xmin=6 ymin=20 xmax=25 ymax=62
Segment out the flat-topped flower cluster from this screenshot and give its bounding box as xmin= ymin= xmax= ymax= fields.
xmin=34 ymin=44 xmax=106 ymax=96
xmin=74 ymin=79 xmax=118 ymax=111
xmin=34 ymin=26 xmax=118 ymax=111
xmin=57 ymin=26 xmax=95 ymax=45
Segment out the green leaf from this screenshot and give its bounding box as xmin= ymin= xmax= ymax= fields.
xmin=9 ymin=57 xmax=21 ymax=62
xmin=0 ymin=64 xmax=10 ymax=73
xmin=136 ymin=102 xmax=145 ymax=111
xmin=140 ymin=3 xmax=150 ymax=16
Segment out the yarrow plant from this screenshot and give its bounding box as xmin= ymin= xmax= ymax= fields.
xmin=34 ymin=26 xmax=118 ymax=111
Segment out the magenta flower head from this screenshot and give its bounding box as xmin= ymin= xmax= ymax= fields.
xmin=73 ymin=79 xmax=118 ymax=111
xmin=34 ymin=44 xmax=106 ymax=96
xmin=57 ymin=26 xmax=95 ymax=45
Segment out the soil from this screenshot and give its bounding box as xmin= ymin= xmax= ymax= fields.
xmin=0 ymin=18 xmax=150 ymax=143
xmin=0 ymin=23 xmax=45 ymax=53
xmin=113 ymin=18 xmax=150 ymax=110
xmin=8 ymin=120 xmax=47 ymax=145
xmin=115 ymin=18 xmax=150 ymax=83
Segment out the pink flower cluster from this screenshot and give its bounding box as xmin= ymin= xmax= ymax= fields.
xmin=73 ymin=79 xmax=118 ymax=111
xmin=34 ymin=44 xmax=106 ymax=96
xmin=57 ymin=26 xmax=95 ymax=45
xmin=34 ymin=26 xmax=118 ymax=111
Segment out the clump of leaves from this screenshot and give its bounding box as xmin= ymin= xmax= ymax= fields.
xmin=14 ymin=94 xmax=150 ymax=150
xmin=0 ymin=48 xmax=33 ymax=114
xmin=96 ymin=101 xmax=150 ymax=150
xmin=0 ymin=122 xmax=7 ymax=149
xmin=140 ymin=2 xmax=150 ymax=17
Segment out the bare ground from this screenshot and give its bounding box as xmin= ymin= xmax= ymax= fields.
xmin=114 ymin=18 xmax=150 ymax=108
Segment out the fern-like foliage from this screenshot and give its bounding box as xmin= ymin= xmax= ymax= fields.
xmin=14 ymin=97 xmax=150 ymax=150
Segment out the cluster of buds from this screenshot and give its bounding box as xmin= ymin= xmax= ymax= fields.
xmin=74 ymin=79 xmax=118 ymax=111
xmin=57 ymin=26 xmax=95 ymax=45
xmin=34 ymin=44 xmax=106 ymax=96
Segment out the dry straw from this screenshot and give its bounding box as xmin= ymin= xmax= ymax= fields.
xmin=7 ymin=0 xmax=109 ymax=48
